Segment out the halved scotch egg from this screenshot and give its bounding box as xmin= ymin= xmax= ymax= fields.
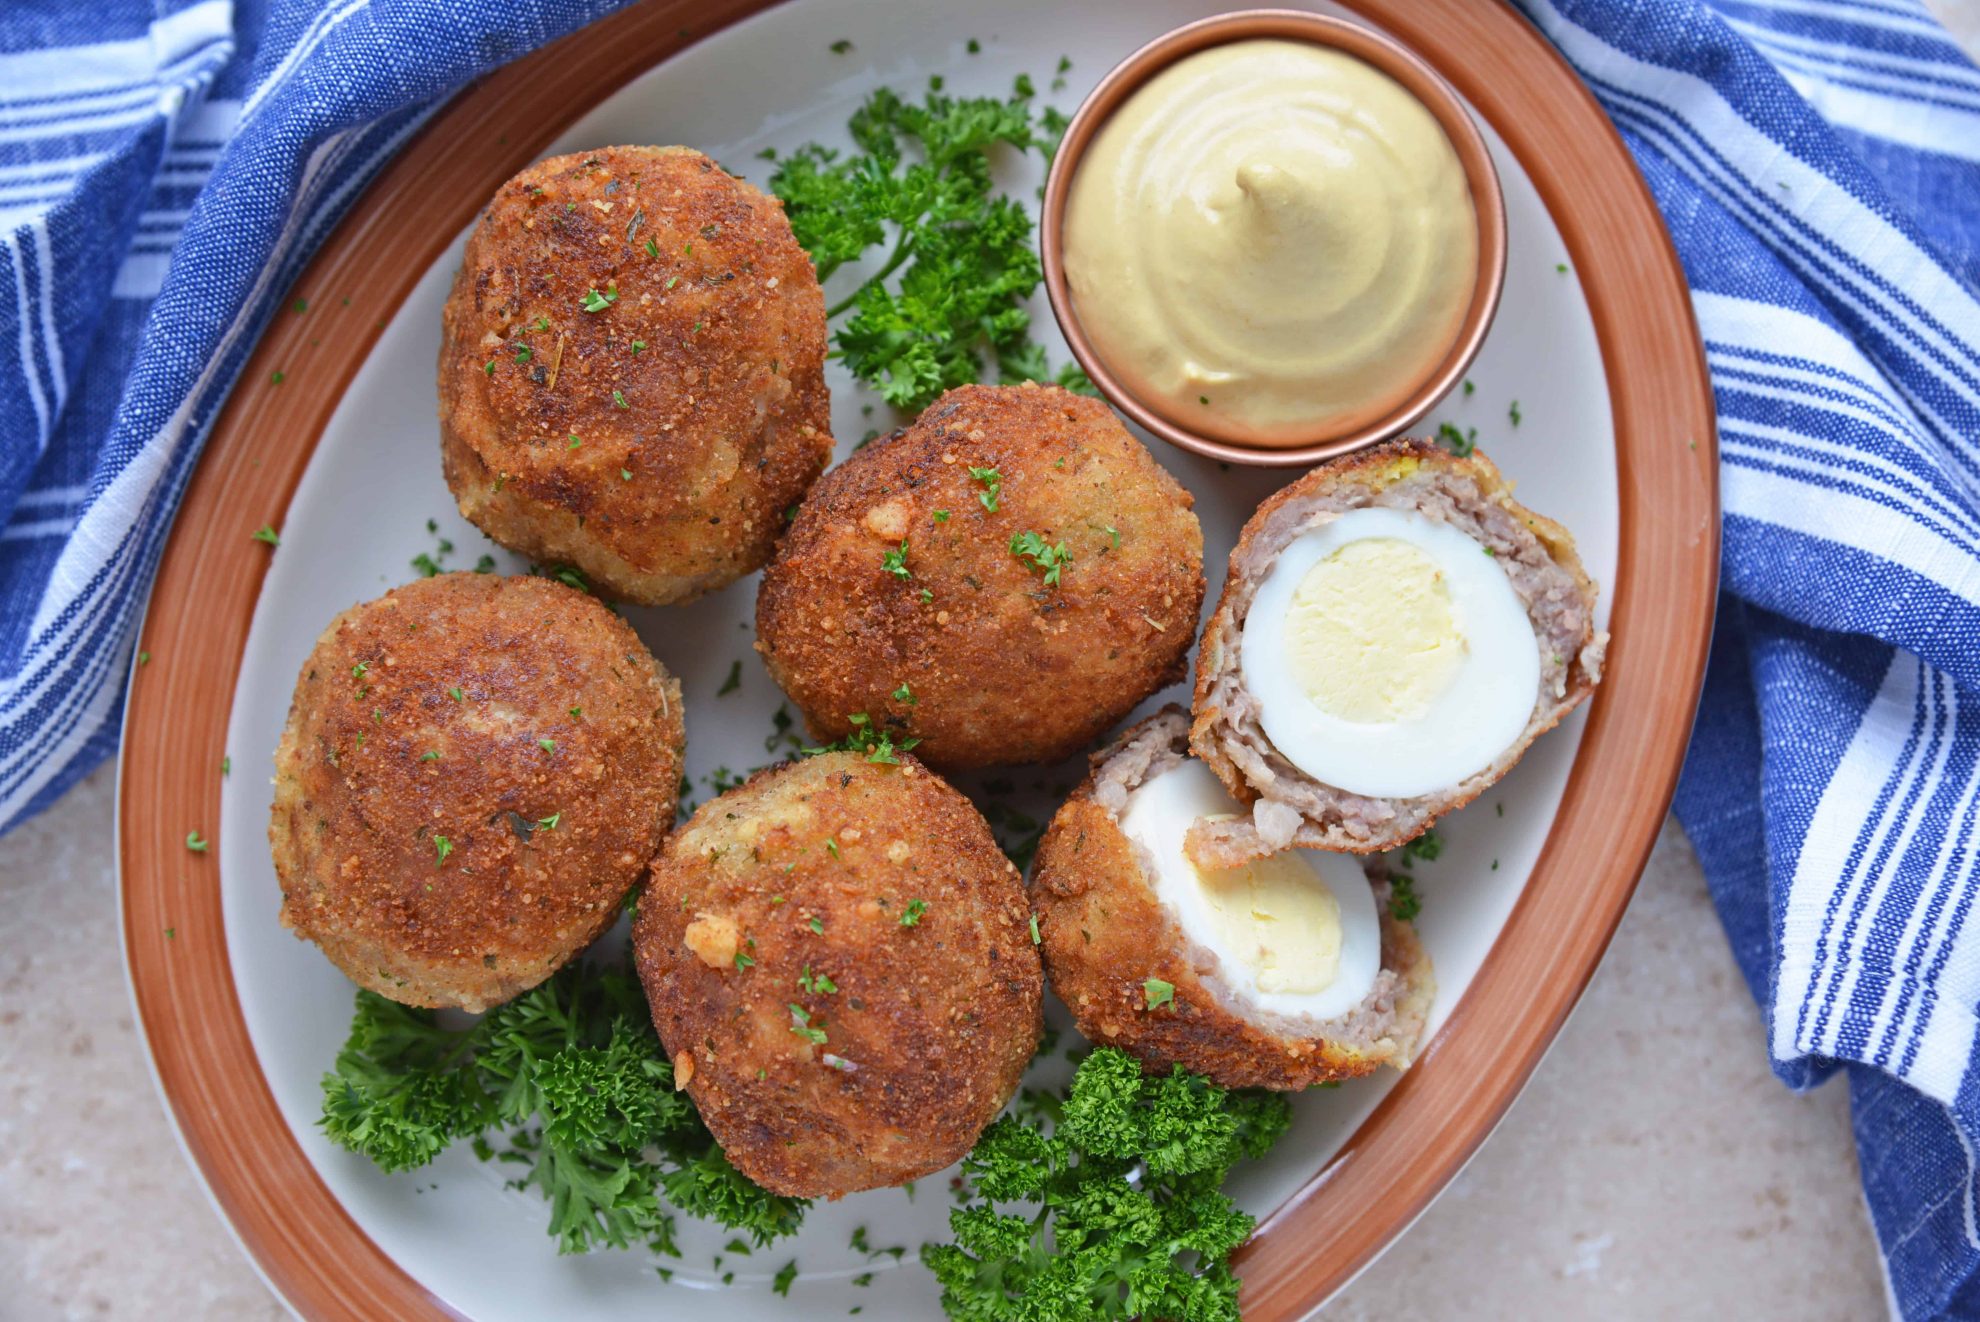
xmin=1189 ymin=440 xmax=1605 ymax=866
xmin=1030 ymin=707 xmax=1433 ymax=1089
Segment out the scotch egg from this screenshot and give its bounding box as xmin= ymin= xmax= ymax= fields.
xmin=1030 ymin=707 xmax=1432 ymax=1089
xmin=1189 ymin=439 xmax=1606 ymax=865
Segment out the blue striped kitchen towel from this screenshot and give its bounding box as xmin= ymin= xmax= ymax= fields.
xmin=1519 ymin=1 xmax=1980 ymax=1316
xmin=0 ymin=0 xmax=627 ymax=825
xmin=1 ymin=0 xmax=1978 ymax=1314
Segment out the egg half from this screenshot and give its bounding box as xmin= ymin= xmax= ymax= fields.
xmin=1239 ymin=507 xmax=1539 ymax=800
xmin=1118 ymin=758 xmax=1380 ymax=1022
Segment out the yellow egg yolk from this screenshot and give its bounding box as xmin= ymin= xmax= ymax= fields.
xmin=1194 ymin=846 xmax=1344 ymax=995
xmin=1283 ymin=537 xmax=1465 ymax=723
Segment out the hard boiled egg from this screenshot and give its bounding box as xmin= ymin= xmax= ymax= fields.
xmin=1240 ymin=507 xmax=1539 ymax=799
xmin=1117 ymin=758 xmax=1380 ymax=1022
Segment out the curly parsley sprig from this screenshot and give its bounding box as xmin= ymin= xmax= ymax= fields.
xmin=924 ymin=1046 xmax=1291 ymax=1321
xmin=319 ymin=962 xmax=805 ymax=1257
xmin=767 ymin=79 xmax=1091 ymax=409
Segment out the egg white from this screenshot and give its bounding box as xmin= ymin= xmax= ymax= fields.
xmin=1118 ymin=759 xmax=1381 ymax=1023
xmin=1241 ymin=507 xmax=1539 ymax=799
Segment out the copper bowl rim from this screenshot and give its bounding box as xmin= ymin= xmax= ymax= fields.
xmin=1039 ymin=8 xmax=1509 ymax=467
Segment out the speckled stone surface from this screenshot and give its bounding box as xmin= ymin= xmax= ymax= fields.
xmin=0 ymin=770 xmax=1886 ymax=1321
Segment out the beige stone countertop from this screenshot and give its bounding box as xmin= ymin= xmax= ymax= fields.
xmin=0 ymin=767 xmax=1888 ymax=1320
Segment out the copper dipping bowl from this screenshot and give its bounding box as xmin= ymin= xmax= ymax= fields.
xmin=1040 ymin=9 xmax=1509 ymax=467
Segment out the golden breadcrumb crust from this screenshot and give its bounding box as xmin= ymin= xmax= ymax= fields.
xmin=634 ymin=751 xmax=1042 ymax=1198
xmin=270 ymin=572 xmax=684 ymax=1012
xmin=756 ymin=383 xmax=1203 ymax=770
xmin=439 ymin=146 xmax=832 ymax=604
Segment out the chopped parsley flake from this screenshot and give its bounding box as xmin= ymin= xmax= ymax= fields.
xmin=797 ymin=965 xmax=838 ymax=994
xmin=1509 ymin=400 xmax=1523 ymax=427
xmin=788 ymin=1004 xmax=828 ymax=1045
xmin=421 ymin=751 xmax=441 ymax=762
xmin=968 ymin=466 xmax=1002 ymax=512
xmin=537 ymin=813 xmax=561 ymax=830
xmin=252 ymin=524 xmax=281 ymax=546
xmin=1142 ymin=977 xmax=1174 ymax=1010
xmin=825 ymin=839 xmax=841 ymax=860
xmin=933 ymin=509 xmax=950 ymax=523
xmin=900 ymin=899 xmax=928 ymax=927
xmin=804 ymin=712 xmax=920 ymax=764
xmin=1009 ymin=530 xmax=1070 ymax=586
xmin=830 ymin=38 xmax=853 ymax=54
xmin=809 ymin=915 xmax=825 ymax=935
xmin=613 ymin=389 xmax=628 ymax=409
xmin=718 ymin=660 xmax=743 ymax=695
xmin=1030 ymin=914 xmax=1041 ymax=944
xmin=448 ymin=686 xmax=464 ymax=702
xmin=1435 ymin=422 xmax=1476 ymax=457
xmin=434 ymin=835 xmax=453 ymax=866
xmin=881 ymin=540 xmax=911 ymax=579
xmin=772 ymin=1261 xmax=798 ymax=1297
xmin=892 ymin=682 xmax=916 ymax=705
xmin=538 ymin=738 xmax=557 ymax=754
xmin=579 ymin=284 xmax=619 ymax=312
xmin=645 ymin=238 xmax=661 ymax=259
xmin=185 ymin=830 xmax=209 ymax=853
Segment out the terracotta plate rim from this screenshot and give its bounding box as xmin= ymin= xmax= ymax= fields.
xmin=114 ymin=1 xmax=1719 ymax=1319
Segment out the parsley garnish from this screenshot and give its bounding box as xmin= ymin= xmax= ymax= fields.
xmin=1009 ymin=531 xmax=1070 ymax=586
xmin=433 ymin=835 xmax=453 ymax=866
xmin=789 ymin=1004 xmax=828 ymax=1044
xmin=1509 ymin=399 xmax=1523 ymax=427
xmin=1435 ymin=422 xmax=1477 ymax=457
xmin=882 ymin=540 xmax=912 ymax=579
xmin=185 ymin=830 xmax=208 ymax=853
xmin=925 ymin=1047 xmax=1287 ymax=1319
xmin=804 ymin=712 xmax=920 ymax=764
xmin=252 ymin=525 xmax=281 ymax=546
xmin=613 ymin=389 xmax=629 ymax=409
xmin=580 ymin=284 xmax=619 ymax=312
xmin=1142 ymin=977 xmax=1174 ymax=1010
xmin=968 ymin=466 xmax=1002 ymax=512
xmin=538 ymin=738 xmax=557 ymax=754
xmin=718 ymin=660 xmax=743 ymax=695
xmin=900 ymin=899 xmax=928 ymax=927
xmin=892 ymin=682 xmax=916 ymax=705
xmin=318 ymin=964 xmax=808 ymax=1253
xmin=765 ymin=84 xmax=1082 ymax=409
